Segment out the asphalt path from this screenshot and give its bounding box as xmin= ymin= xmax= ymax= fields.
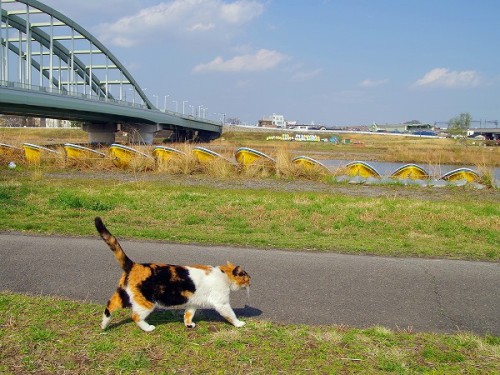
xmin=1 ymin=232 xmax=498 ymax=335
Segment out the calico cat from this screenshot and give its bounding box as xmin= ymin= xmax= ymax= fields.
xmin=94 ymin=217 xmax=250 ymax=331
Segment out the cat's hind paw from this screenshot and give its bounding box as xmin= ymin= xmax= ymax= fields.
xmin=233 ymin=320 xmax=246 ymax=328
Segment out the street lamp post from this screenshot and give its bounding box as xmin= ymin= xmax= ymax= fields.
xmin=164 ymin=95 xmax=169 ymax=111
xmin=129 ymin=87 xmax=135 ymax=105
xmin=182 ymin=100 xmax=188 ymax=115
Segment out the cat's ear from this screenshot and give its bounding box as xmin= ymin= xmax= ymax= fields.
xmin=226 ymin=261 xmax=235 ymax=269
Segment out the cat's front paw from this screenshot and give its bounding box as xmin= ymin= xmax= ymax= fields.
xmin=143 ymin=324 xmax=156 ymax=332
xmin=138 ymin=321 xmax=156 ymax=332
xmin=233 ymin=320 xmax=245 ymax=328
xmin=185 ymin=322 xmax=196 ymax=329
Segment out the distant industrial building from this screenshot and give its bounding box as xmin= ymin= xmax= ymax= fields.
xmin=369 ymin=122 xmax=435 ymax=134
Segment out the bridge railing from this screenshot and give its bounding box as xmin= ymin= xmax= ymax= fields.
xmin=0 ymin=80 xmax=222 ymax=125
xmin=1 ymin=79 xmax=149 ymax=109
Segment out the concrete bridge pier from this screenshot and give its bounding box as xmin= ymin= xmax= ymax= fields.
xmin=123 ymin=123 xmax=161 ymax=145
xmin=82 ymin=123 xmax=117 ymax=145
xmin=82 ymin=123 xmax=161 ymax=145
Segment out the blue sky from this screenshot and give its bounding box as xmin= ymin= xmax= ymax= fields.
xmin=42 ymin=0 xmax=500 ymax=126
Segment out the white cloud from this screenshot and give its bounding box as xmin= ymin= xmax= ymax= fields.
xmin=98 ymin=0 xmax=265 ymax=47
xmin=414 ymin=68 xmax=481 ymax=88
xmin=291 ymin=68 xmax=323 ymax=82
xmin=193 ymin=49 xmax=287 ymax=73
xmin=221 ymin=0 xmax=265 ymax=23
xmin=188 ymin=23 xmax=216 ymax=32
xmin=359 ymin=78 xmax=388 ymax=88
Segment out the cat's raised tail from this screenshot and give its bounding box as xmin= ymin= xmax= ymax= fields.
xmin=95 ymin=217 xmax=134 ymax=272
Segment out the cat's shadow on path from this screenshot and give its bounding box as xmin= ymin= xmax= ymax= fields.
xmin=107 ymin=305 xmax=262 ymax=330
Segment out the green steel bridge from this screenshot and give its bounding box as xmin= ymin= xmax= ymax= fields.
xmin=0 ymin=0 xmax=222 ymax=144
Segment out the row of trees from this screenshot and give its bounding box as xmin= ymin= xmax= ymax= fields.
xmin=448 ymin=112 xmax=471 ymax=137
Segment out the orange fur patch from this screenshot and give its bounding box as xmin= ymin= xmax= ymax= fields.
xmin=118 ymin=273 xmax=127 ymax=288
xmin=219 ymin=261 xmax=235 ymax=275
xmin=109 ymin=238 xmax=127 ymax=264
xmin=219 ymin=262 xmax=251 ymax=287
xmin=169 ymin=265 xmax=181 ymax=281
xmin=107 ymin=292 xmax=123 ymax=313
xmin=181 ymin=290 xmax=194 ymax=298
xmin=128 ymin=264 xmax=154 ymax=309
xmin=132 ymin=312 xmax=141 ymax=323
xmin=184 ymin=310 xmax=193 ymax=324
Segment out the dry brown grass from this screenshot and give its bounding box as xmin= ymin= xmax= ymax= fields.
xmin=63 ymin=155 xmax=116 ymax=171
xmin=384 ymin=142 xmax=500 ymax=166
xmin=155 ymin=144 xmax=196 ymax=175
xmin=201 ymin=157 xmax=237 ymax=178
xmin=0 ymin=127 xmax=88 ymax=146
xmin=274 ymin=147 xmax=296 ymax=178
xmin=477 ymin=165 xmax=496 ymax=187
xmin=238 ymin=157 xmax=276 ymax=179
xmin=222 ymin=129 xmax=500 ymax=167
xmin=1 ymin=127 xmax=498 ymax=186
xmin=0 ymin=146 xmax=24 ymax=166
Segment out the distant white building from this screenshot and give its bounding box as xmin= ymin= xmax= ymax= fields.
xmin=271 ymin=114 xmax=285 ymax=128
xmin=258 ymin=113 xmax=287 ymax=128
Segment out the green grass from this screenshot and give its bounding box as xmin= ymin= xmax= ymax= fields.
xmin=0 ymin=171 xmax=498 ymax=260
xmin=0 ymin=292 xmax=498 ymax=374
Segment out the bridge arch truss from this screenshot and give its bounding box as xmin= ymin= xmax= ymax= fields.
xmin=0 ymin=0 xmax=224 ymax=144
xmin=0 ymin=0 xmax=153 ymax=109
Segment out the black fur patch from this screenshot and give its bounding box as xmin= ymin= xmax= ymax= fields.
xmin=94 ymin=217 xmax=107 ymax=234
xmin=122 ymin=257 xmax=134 ymax=274
xmin=139 ymin=264 xmax=196 ymax=306
xmin=118 ymin=287 xmax=131 ymax=308
xmin=104 ymin=308 xmax=111 ymax=317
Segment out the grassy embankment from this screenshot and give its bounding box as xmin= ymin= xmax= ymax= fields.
xmin=0 ymin=172 xmax=498 ymax=260
xmin=1 ymin=292 xmax=499 ymax=374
